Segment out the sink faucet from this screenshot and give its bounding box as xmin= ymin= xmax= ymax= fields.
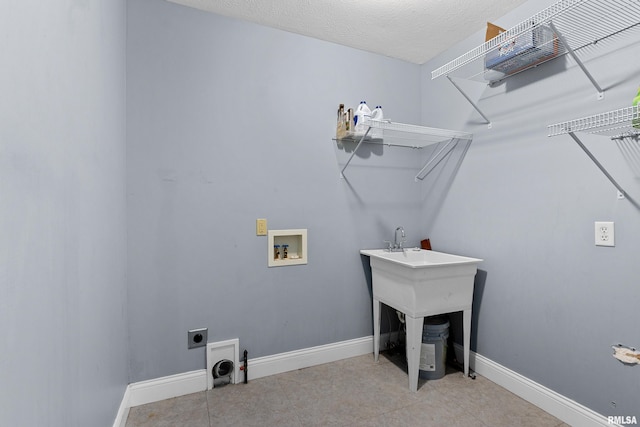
xmin=395 ymin=226 xmax=406 ymax=250
xmin=384 ymin=226 xmax=406 ymax=251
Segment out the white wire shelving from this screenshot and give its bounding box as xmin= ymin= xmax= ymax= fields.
xmin=336 ymin=119 xmax=473 ymax=181
xmin=548 ymin=106 xmax=640 ymax=139
xmin=431 ymin=0 xmax=640 ymax=125
xmin=548 ymin=105 xmax=640 ymax=199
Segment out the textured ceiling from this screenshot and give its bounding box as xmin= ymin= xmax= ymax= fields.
xmin=166 ymin=0 xmax=527 ymax=64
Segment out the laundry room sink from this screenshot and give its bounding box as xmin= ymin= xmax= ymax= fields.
xmin=360 ymin=248 xmax=482 ymax=391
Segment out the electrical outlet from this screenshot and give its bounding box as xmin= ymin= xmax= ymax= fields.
xmin=188 ymin=328 xmax=208 ymax=349
xmin=256 ymin=218 xmax=267 ymax=236
xmin=595 ymin=221 xmax=615 ymax=247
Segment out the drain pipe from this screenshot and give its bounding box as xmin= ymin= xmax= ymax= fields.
xmin=243 ymin=349 xmax=248 ymax=384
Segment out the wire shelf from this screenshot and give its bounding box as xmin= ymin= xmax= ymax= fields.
xmin=548 ymin=106 xmax=640 ymax=139
xmin=547 ymin=105 xmax=640 ymax=201
xmin=336 ymin=119 xmax=472 ymax=149
xmin=431 ymin=0 xmax=640 ymax=81
xmin=335 ymin=119 xmax=473 ymax=180
xmin=365 ymin=119 xmax=472 ymax=146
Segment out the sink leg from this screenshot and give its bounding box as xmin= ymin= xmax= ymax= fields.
xmin=463 ymin=308 xmax=471 ymax=378
xmin=405 ymin=315 xmax=423 ymax=392
xmin=373 ymin=298 xmax=381 ymax=362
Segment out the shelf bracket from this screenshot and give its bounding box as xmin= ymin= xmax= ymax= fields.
xmin=549 ymin=21 xmax=604 ymax=100
xmin=340 ymin=127 xmax=371 ymax=178
xmin=568 ymin=131 xmax=626 ymax=198
xmin=447 ymin=76 xmax=492 ymax=128
xmin=415 ymin=138 xmax=459 ymax=181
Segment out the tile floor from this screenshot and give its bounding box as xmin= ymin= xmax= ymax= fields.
xmin=125 ymin=352 xmax=568 ymax=427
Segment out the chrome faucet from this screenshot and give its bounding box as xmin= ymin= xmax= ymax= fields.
xmin=384 ymin=226 xmax=406 ymax=252
xmin=395 ymin=226 xmax=406 ymax=249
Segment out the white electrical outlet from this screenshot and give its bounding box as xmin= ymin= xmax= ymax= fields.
xmin=595 ymin=221 xmax=615 ymax=247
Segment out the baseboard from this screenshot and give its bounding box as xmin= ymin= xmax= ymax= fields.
xmin=453 ymin=343 xmax=611 ymax=427
xmin=247 ymin=336 xmax=373 ymax=381
xmin=127 ymin=369 xmax=208 ymax=408
xmin=115 ymin=335 xmax=376 ymax=426
xmin=116 ymin=337 xmax=613 ymax=427
xmin=112 ymin=385 xmax=130 ymax=427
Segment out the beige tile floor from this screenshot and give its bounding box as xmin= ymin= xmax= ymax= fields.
xmin=126 ymin=352 xmax=568 ymax=427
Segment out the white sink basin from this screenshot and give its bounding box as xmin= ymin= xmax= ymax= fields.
xmin=360 ymin=248 xmax=482 ymax=391
xmin=360 ymin=248 xmax=481 ymax=268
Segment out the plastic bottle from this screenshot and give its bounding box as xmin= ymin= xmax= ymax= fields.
xmin=370 ymin=105 xmax=384 ymax=121
xmin=633 ymin=87 xmax=640 ymax=129
xmin=336 ymin=103 xmax=345 ymax=138
xmin=353 ymin=101 xmax=372 ymax=136
xmin=369 ymin=106 xmax=384 ymax=138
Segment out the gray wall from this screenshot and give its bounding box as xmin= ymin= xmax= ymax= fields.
xmin=8 ymin=0 xmax=631 ymax=422
xmin=0 ymin=1 xmax=128 ymax=426
xmin=421 ymin=0 xmax=640 ymax=419
xmin=126 ymin=0 xmax=427 ymax=382
xmin=128 ymin=0 xmax=640 ymax=419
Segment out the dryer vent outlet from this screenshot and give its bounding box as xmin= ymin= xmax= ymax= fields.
xmin=206 ymin=339 xmax=240 ymax=389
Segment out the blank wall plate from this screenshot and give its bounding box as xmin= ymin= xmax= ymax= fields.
xmin=595 ymin=221 xmax=615 ymax=247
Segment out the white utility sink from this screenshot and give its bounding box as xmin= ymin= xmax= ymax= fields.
xmin=360 ymin=248 xmax=482 ymax=391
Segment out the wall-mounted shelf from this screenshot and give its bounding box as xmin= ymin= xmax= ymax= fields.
xmin=548 ymin=106 xmax=640 ymax=140
xmin=336 ymin=119 xmax=473 ymax=181
xmin=548 ymin=105 xmax=640 ymax=199
xmin=431 ymin=0 xmax=640 ymax=125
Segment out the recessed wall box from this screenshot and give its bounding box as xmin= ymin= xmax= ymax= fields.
xmin=268 ymin=229 xmax=307 ymax=267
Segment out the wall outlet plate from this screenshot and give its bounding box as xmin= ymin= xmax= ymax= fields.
xmin=188 ymin=328 xmax=208 ymax=349
xmin=595 ymin=221 xmax=615 ymax=247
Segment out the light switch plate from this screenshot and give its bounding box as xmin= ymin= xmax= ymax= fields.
xmin=256 ymin=218 xmax=267 ymax=236
xmin=595 ymin=221 xmax=615 ymax=247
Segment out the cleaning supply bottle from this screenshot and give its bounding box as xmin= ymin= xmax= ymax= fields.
xmin=345 ymin=108 xmax=353 ymax=134
xmin=369 ymin=105 xmax=384 ymax=138
xmin=353 ymin=101 xmax=372 ymax=136
xmin=336 ymin=103 xmax=345 ymax=138
xmin=370 ymin=105 xmax=384 ymax=121
xmin=633 ymin=87 xmax=640 ymax=129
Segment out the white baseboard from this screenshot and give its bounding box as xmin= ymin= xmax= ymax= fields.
xmin=114 ymin=335 xmax=375 ymax=426
xmin=127 ymin=369 xmax=208 ymax=408
xmin=453 ymin=343 xmax=610 ymax=427
xmin=247 ymin=336 xmax=373 ymax=381
xmin=112 ymin=385 xmax=130 ymax=427
xmin=114 ymin=337 xmax=611 ymax=427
